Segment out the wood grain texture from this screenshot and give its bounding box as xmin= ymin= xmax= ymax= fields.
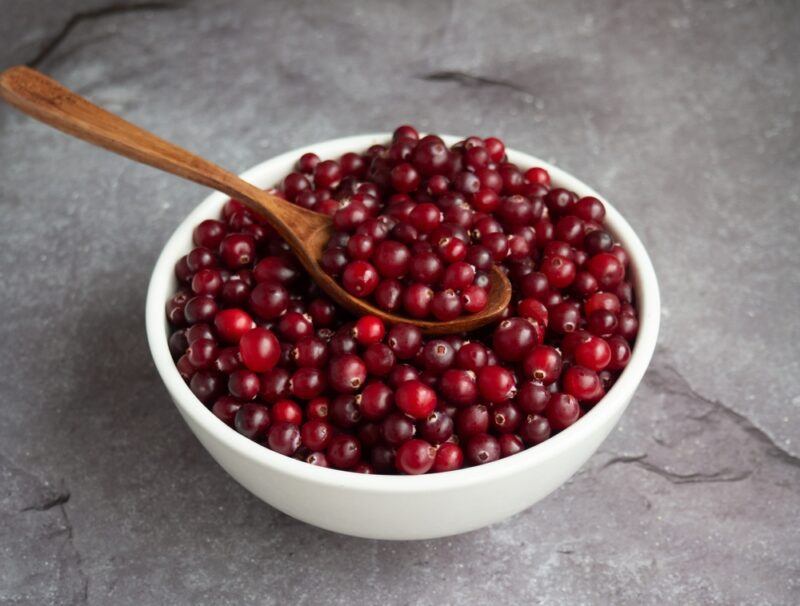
xmin=0 ymin=66 xmax=511 ymax=333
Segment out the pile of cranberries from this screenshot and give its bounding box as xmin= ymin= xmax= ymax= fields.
xmin=165 ymin=126 xmax=638 ymax=474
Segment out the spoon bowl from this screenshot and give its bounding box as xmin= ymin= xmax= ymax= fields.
xmin=0 ymin=65 xmax=511 ymax=334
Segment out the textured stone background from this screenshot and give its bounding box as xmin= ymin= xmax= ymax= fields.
xmin=1 ymin=1 xmax=799 ymax=604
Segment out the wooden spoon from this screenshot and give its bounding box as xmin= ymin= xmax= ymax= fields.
xmin=0 ymin=66 xmax=511 ymax=334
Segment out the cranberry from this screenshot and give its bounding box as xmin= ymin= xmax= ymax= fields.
xmin=419 ymin=410 xmax=454 ymax=443
xmin=327 ymin=354 xmax=367 ymax=393
xmin=300 ymin=419 xmax=332 ymax=451
xmin=326 ymin=435 xmax=361 ymax=469
xmin=234 ymin=403 xmax=270 ymax=439
xmin=499 ymin=433 xmax=525 ymax=457
xmin=395 ymin=380 xmax=437 ymax=419
xmin=456 ymin=404 xmax=490 ymax=438
xmin=214 ymin=308 xmax=254 ymax=343
xmin=239 ymin=327 xmax=280 ymax=372
xmin=291 ymin=367 xmax=327 ymax=399
xmin=186 ymin=338 xmax=218 ymax=369
xmin=373 ymin=240 xmax=411 ymax=278
xmin=520 ymin=414 xmax=551 ymax=445
xmin=477 ymin=365 xmax=516 ymax=403
xmin=381 ymin=413 xmax=416 ymax=446
xmin=266 ymin=422 xmax=301 ymax=456
xmin=440 ymin=369 xmax=479 ymax=406
xmin=387 ymin=324 xmax=423 ymax=361
xmin=523 ymin=345 xmax=562 ymax=383
xmin=587 ymin=252 xmax=625 ymax=288
xmin=330 ymin=395 xmax=362 ymax=429
xmin=465 ymin=433 xmax=501 ymax=465
xmin=342 ymin=261 xmax=379 ymax=297
xmin=212 ymin=396 xmax=242 ymax=426
xmin=357 ymin=381 xmax=394 ymax=420
xmin=461 ymin=285 xmax=488 ymax=313
xmin=228 ymin=369 xmax=260 ymax=400
xmin=396 ymin=439 xmax=437 ymax=475
xmin=546 ymin=393 xmax=581 ymax=430
xmin=574 ymin=335 xmax=611 ymax=371
xmin=292 ymin=336 xmax=329 ymax=368
xmin=432 ymin=443 xmax=463 ymax=472
xmin=363 ymin=343 xmax=395 ymax=376
xmin=607 ymin=335 xmax=632 ymax=370
xmin=493 ymin=317 xmax=540 ymax=362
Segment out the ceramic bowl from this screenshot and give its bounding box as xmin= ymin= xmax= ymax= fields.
xmin=146 ymin=134 xmax=660 ymax=540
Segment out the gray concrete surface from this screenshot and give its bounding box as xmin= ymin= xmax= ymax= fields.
xmin=1 ymin=1 xmax=798 ymax=604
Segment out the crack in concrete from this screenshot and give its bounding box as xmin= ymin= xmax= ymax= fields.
xmin=27 ymin=1 xmax=184 ymax=68
xmin=601 ymin=454 xmax=752 ymax=485
xmin=653 ymin=364 xmax=800 ymax=469
xmin=21 ymin=489 xmax=71 ymax=512
xmin=416 ymin=70 xmax=530 ymax=94
xmin=57 ymin=501 xmax=89 ymax=604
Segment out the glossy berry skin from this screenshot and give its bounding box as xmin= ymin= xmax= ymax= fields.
xmin=358 ymin=381 xmax=394 ymax=420
xmin=520 ymin=414 xmax=551 ymax=445
xmin=492 ymin=317 xmax=540 ymax=362
xmin=395 ymin=380 xmax=437 ymax=419
xmin=267 ymin=422 xmax=301 ymax=456
xmin=546 ymin=393 xmax=581 ymax=430
xmin=465 ymin=433 xmax=501 ymax=465
xmin=562 ymin=366 xmax=603 ymax=402
xmin=234 ymin=403 xmax=270 ymax=439
xmin=239 ymin=327 xmax=280 ymax=372
xmin=353 ymin=315 xmax=385 ymax=345
xmin=214 ymin=308 xmax=254 ymax=343
xmin=396 ymin=439 xmax=437 ymax=475
xmin=326 ymin=435 xmax=361 ymax=470
xmin=574 ymin=335 xmax=612 ymax=371
xmin=433 ymin=443 xmax=464 ymax=472
xmin=522 ymin=345 xmax=562 ymax=384
xmin=328 ymin=354 xmax=367 ymax=393
xmin=477 ymin=366 xmax=517 ymax=403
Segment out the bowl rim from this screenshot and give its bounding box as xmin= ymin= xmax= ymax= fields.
xmin=146 ymin=133 xmax=660 ymax=493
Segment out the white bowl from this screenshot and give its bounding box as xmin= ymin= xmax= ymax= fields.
xmin=146 ymin=134 xmax=660 ymax=540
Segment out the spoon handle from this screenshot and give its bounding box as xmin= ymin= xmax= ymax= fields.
xmin=0 ymin=66 xmax=309 ymax=227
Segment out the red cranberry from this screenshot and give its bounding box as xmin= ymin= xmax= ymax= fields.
xmin=440 ymin=369 xmax=479 ymax=406
xmin=291 ymin=367 xmax=327 ymax=400
xmin=212 ymin=396 xmax=243 ymax=426
xmin=546 ymin=393 xmax=581 ymax=430
xmin=396 ymin=439 xmax=436 ymax=475
xmin=477 ymin=365 xmax=516 ymax=403
xmin=267 ymin=422 xmax=301 ymax=456
xmin=186 ymin=338 xmax=218 ymax=370
xmin=326 ymin=435 xmax=361 ymax=469
xmin=234 ymin=403 xmax=270 ymax=439
xmin=239 ymin=327 xmax=280 ymax=372
xmin=607 ymin=335 xmax=632 ymax=370
xmin=363 ymin=343 xmax=395 ymax=376
xmin=456 ymin=404 xmax=490 ymax=438
xmin=499 ymin=433 xmax=525 ymax=457
xmin=433 ymin=443 xmax=464 ymax=472
xmin=228 ymin=369 xmax=260 ymax=400
xmin=330 ymin=395 xmax=362 ymax=429
xmin=523 ymin=345 xmax=562 ymax=384
xmin=520 ymin=414 xmax=551 ymax=445
xmin=214 ymin=308 xmax=254 ymax=343
xmin=357 ymin=381 xmax=394 ymax=420
xmin=301 ymin=419 xmax=332 ymax=451
xmin=381 ymin=413 xmax=416 ymax=446
xmin=465 ymin=433 xmax=501 ymax=465
xmin=342 ymin=261 xmax=379 ymax=297
xmin=419 ymin=410 xmax=454 ymax=443
xmin=327 ymin=354 xmax=367 ymax=394
xmin=395 ymin=380 xmax=437 ymax=419
xmin=493 ymin=317 xmax=540 ymax=362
